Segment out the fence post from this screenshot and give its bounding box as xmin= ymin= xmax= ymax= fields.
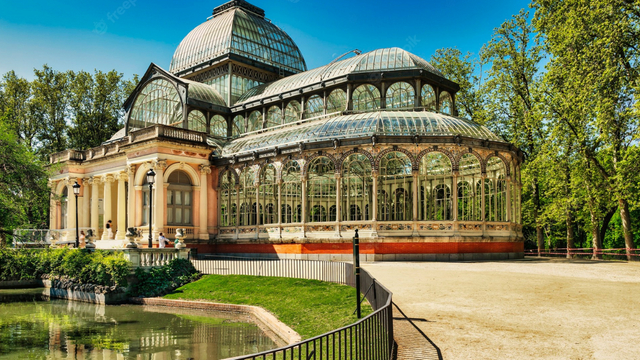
xmin=353 ymin=228 xmax=361 ymax=319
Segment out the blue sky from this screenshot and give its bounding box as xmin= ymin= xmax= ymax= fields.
xmin=0 ymin=0 xmax=531 ymax=80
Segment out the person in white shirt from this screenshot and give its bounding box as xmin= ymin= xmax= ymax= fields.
xmin=158 ymin=232 xmax=168 ymax=248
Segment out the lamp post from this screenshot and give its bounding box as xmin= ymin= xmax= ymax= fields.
xmin=353 ymin=228 xmax=361 ymax=319
xmin=72 ymin=181 xmax=81 ymax=248
xmin=146 ymin=169 xmax=156 ymax=249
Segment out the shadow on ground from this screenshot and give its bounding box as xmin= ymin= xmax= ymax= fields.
xmin=393 ymin=303 xmax=443 ymax=360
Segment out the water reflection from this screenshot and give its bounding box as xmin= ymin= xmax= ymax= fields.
xmin=0 ymin=289 xmax=276 ymax=359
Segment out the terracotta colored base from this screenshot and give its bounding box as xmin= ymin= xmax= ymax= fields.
xmin=187 ymin=241 xmax=524 ymax=255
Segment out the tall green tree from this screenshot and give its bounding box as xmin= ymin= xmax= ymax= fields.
xmin=0 ymin=71 xmax=39 ymax=150
xmin=430 ymin=48 xmax=486 ymax=121
xmin=0 ymin=114 xmax=51 ymax=246
xmin=481 ymin=10 xmax=548 ymax=254
xmin=534 ymin=0 xmax=640 ymax=258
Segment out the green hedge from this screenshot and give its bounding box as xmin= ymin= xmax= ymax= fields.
xmin=0 ymin=249 xmax=129 ymax=287
xmin=130 ymin=258 xmax=200 ymax=297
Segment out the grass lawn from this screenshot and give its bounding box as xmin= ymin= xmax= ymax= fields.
xmin=164 ymin=274 xmax=372 ymax=339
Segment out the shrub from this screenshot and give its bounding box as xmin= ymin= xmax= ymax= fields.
xmin=130 ymin=258 xmax=200 ymax=297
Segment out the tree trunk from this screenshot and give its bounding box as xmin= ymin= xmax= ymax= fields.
xmin=590 ymin=210 xmax=603 ymax=260
xmin=619 ymin=198 xmax=637 ymax=261
xmin=566 ymin=211 xmax=575 ymax=259
xmin=0 ymin=231 xmax=6 ymax=248
xmin=537 ymin=225 xmax=544 ymax=256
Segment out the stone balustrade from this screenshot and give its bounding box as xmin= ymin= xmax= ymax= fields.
xmin=120 ymin=248 xmax=190 ymax=268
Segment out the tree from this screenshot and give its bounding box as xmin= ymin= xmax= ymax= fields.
xmin=0 ymin=114 xmax=51 ymax=246
xmin=481 ymin=10 xmax=549 ymax=254
xmin=534 ymin=0 xmax=640 ymax=259
xmin=31 ymin=65 xmax=71 ymax=159
xmin=0 ymin=71 xmax=40 ymax=150
xmin=430 ymin=48 xmax=486 ymax=122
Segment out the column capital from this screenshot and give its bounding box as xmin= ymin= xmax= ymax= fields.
xmin=90 ymin=176 xmax=101 ymax=185
xmin=126 ymin=164 xmax=136 ymax=176
xmin=118 ymin=172 xmax=128 ymax=182
xmin=199 ymin=164 xmax=212 ymax=175
xmin=153 ymin=160 xmax=168 ymax=171
xmin=82 ymin=178 xmax=91 ymax=186
xmin=103 ymin=174 xmax=115 ymax=183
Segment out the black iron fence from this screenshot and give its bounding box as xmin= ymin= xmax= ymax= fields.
xmin=191 ymin=255 xmax=395 ymax=360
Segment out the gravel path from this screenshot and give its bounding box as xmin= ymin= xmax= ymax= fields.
xmin=364 ymin=257 xmax=640 ymax=360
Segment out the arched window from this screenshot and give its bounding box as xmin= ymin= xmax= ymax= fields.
xmin=418 ymin=152 xmax=453 ymax=221
xmin=440 ymin=91 xmax=453 ymax=115
xmin=238 ymin=167 xmax=256 ymax=226
xmin=386 ymin=82 xmax=415 ymax=109
xmin=458 ymin=154 xmax=482 ymax=221
xmin=487 ymin=157 xmax=507 ymax=222
xmin=377 ymin=190 xmax=389 ymax=221
xmin=232 ymin=115 xmax=245 ymax=137
xmin=341 ymin=154 xmax=373 ymax=221
xmin=210 ymin=114 xmax=227 ymax=137
xmin=60 ymin=187 xmax=68 ymax=229
xmin=247 ymin=111 xmax=262 ymax=133
xmin=266 ymin=106 xmax=282 ymax=128
xmin=304 ymin=95 xmax=324 ymax=119
xmin=326 ymin=89 xmax=347 ymax=114
xmin=352 ymin=84 xmax=381 ymax=111
xmin=307 ymin=157 xmax=336 ymax=223
xmin=378 ymin=152 xmax=413 ymax=221
xmin=284 ymin=100 xmax=302 ymax=124
xmin=259 ymin=164 xmax=277 ymax=225
xmin=130 ymin=78 xmax=183 ymax=129
xmin=220 ymin=170 xmax=237 ymax=227
xmin=188 ymin=110 xmax=206 ymax=132
xmin=281 ymin=161 xmax=301 ymax=223
xmin=167 ymin=171 xmax=193 ymax=226
xmin=421 ymin=84 xmax=436 ymax=111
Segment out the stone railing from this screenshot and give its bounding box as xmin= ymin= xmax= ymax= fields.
xmin=49 ymin=125 xmax=208 ymax=164
xmin=120 ymin=248 xmax=190 ymax=268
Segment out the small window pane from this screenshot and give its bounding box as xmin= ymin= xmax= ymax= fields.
xmin=167 ymin=208 xmax=173 ymax=223
xmin=175 ymin=208 xmax=182 ymax=223
xmin=184 ymin=192 xmax=191 ymax=206
xmin=184 ymin=209 xmax=191 ymax=224
xmin=167 ymin=190 xmax=173 ymax=205
xmin=175 ymin=191 xmax=182 ymax=205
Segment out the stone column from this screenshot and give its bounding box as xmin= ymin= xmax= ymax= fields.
xmin=115 ymin=172 xmax=128 ymax=240
xmin=301 ymin=177 xmax=307 ymax=238
xmin=346 ymin=83 xmax=353 ymax=111
xmin=127 ymin=165 xmax=136 ymax=230
xmin=82 ymin=178 xmax=91 ymax=228
xmin=66 ymin=179 xmax=76 ymax=232
xmin=372 ymin=170 xmax=378 ymax=221
xmin=277 ymin=179 xmax=283 ymax=238
xmin=255 ymin=181 xmax=260 ymax=238
xmin=101 ymin=175 xmax=114 ymax=240
xmin=453 ymin=171 xmax=459 ymax=221
xmin=412 ymin=170 xmax=419 ymax=236
xmin=153 ymin=161 xmax=167 ymax=238
xmin=199 ymin=165 xmax=211 ymax=240
xmin=506 ymin=177 xmax=512 ymax=223
xmin=415 ymin=78 xmax=422 ymax=107
xmin=481 ymin=174 xmax=486 ymax=237
xmin=235 ymin=185 xmax=240 ymax=238
xmin=90 ymin=177 xmax=100 ymax=234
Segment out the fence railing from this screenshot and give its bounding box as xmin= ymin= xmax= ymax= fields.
xmin=525 ymin=248 xmax=640 ymax=259
xmin=192 ymin=255 xmax=395 ymax=360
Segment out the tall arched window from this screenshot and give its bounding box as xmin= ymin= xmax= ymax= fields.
xmin=487 ymin=157 xmax=507 ymax=222
xmin=238 ymin=167 xmax=256 ymax=226
xmin=247 ymin=111 xmax=262 ymax=133
xmin=281 ymin=161 xmax=301 ymax=223
xmin=440 ymin=91 xmax=453 ymax=115
xmin=458 ymin=154 xmax=482 ymax=221
xmin=326 ymin=89 xmax=347 ymax=114
xmin=386 ymin=82 xmax=415 ymax=109
xmin=130 ymin=78 xmax=183 ymax=129
xmin=188 ymin=110 xmax=206 ymax=132
xmin=167 ymin=171 xmax=193 ymax=226
xmin=341 ymin=154 xmax=373 ymax=221
xmin=352 ymin=84 xmax=381 ymax=111
xmin=378 ymin=152 xmax=413 ymax=221
xmin=307 ymin=157 xmax=336 ymax=223
xmin=304 ymin=95 xmax=324 ymax=119
xmin=418 ymin=152 xmax=453 ymax=221
xmin=284 ymin=100 xmax=301 ymax=124
xmin=220 ymin=170 xmax=237 ymax=227
xmin=259 ymin=164 xmax=277 ymax=225
xmin=266 ymin=106 xmax=282 ymax=128
xmin=421 ymin=84 xmax=436 ymax=111
xmin=210 ymin=114 xmax=227 ymax=137
xmin=232 ymin=115 xmax=245 ymax=137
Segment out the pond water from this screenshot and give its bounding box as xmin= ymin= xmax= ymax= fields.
xmin=0 ymin=289 xmax=276 ymax=359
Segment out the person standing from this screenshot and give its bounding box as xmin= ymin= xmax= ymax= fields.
xmin=158 ymin=232 xmax=168 ymax=248
xmin=106 ymin=220 xmax=114 ymax=240
xmin=79 ymin=230 xmax=86 ymax=248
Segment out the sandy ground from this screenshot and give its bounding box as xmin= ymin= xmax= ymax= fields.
xmin=364 ymin=257 xmax=640 ymax=360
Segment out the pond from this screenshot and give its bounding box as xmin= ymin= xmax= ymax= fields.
xmin=0 ymin=289 xmax=277 ymax=359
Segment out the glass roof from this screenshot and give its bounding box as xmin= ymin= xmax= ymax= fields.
xmin=184 ymin=78 xmax=227 ymax=106
xmin=170 ymin=6 xmax=307 ymax=74
xmin=235 ymin=48 xmax=443 ymax=105
xmin=221 ymin=110 xmax=504 ymax=156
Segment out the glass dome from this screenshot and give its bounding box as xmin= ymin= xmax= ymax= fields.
xmin=170 ymin=0 xmax=307 ymax=75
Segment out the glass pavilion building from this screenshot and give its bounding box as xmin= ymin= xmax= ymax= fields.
xmin=48 ymin=0 xmax=524 ymax=260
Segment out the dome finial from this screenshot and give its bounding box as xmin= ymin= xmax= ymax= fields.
xmin=213 ymin=0 xmax=265 ymax=18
